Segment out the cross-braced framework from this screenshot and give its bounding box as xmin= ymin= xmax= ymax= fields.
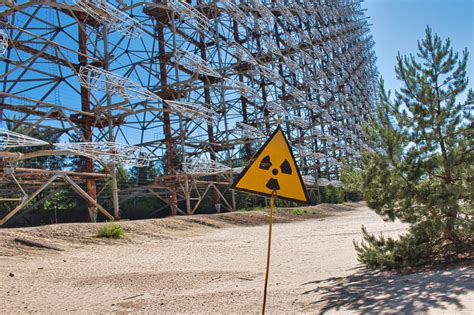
xmin=54 ymin=142 xmax=150 ymax=167
xmin=1 ymin=0 xmax=378 ymax=224
xmin=0 ymin=128 xmax=49 ymax=149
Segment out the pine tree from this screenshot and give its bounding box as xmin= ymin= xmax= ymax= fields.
xmin=354 ymin=27 xmax=473 ymax=269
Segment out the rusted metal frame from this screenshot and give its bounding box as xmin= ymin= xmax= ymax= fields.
xmin=191 ymin=182 xmax=212 ymax=214
xmin=142 ymin=34 xmax=159 ymax=95
xmin=103 ymin=16 xmax=122 ymax=222
xmin=1 ymin=41 xmax=57 ymax=82
xmin=7 ymin=77 xmax=59 ymax=101
xmin=75 ymin=18 xmax=99 ymax=221
xmin=54 ymin=109 xmax=90 ymax=142
xmin=177 ymin=112 xmax=192 ymax=214
xmin=62 ymin=175 xmax=114 ymax=221
xmin=4 ymin=55 xmax=70 ymax=114
xmin=35 ymin=76 xmax=63 ymax=105
xmin=0 ymin=1 xmax=37 ymax=17
xmin=118 ymin=189 xmax=143 ymax=205
xmin=10 ymin=3 xmax=41 ymax=42
xmin=231 ymin=19 xmax=252 ymax=159
xmin=7 ymin=39 xmax=77 ymax=70
xmin=214 ymin=14 xmax=236 ymax=211
xmin=0 ymin=174 xmax=60 ymax=226
xmin=0 ymin=93 xmax=96 ymax=117
xmin=3 ymin=189 xmax=60 ymax=226
xmin=0 ymin=18 xmax=98 ymax=64
xmin=250 ymin=10 xmax=271 ymax=134
xmin=211 ymin=183 xmax=233 ymax=211
xmin=196 ymin=27 xmax=220 ymax=209
xmin=12 ymin=4 xmax=62 ymax=33
xmin=147 ymin=188 xmax=169 ymax=206
xmin=21 ymin=107 xmax=59 ymax=137
xmin=253 ymin=23 xmax=364 ymax=65
xmin=172 ymin=15 xmax=204 ymax=215
xmin=158 ymin=9 xmax=178 ymax=216
xmin=194 ymin=179 xmax=232 ymax=185
xmin=146 ymin=188 xmax=171 ymax=205
xmin=288 ymin=28 xmax=312 ymax=175
xmin=145 ymin=2 xmax=219 ymax=45
xmin=9 ymin=167 xmax=110 ymax=178
xmin=105 ymin=35 xmax=130 ymax=65
xmin=0 ymin=102 xmax=52 ymax=123
xmin=0 ymin=103 xmax=111 ymax=136
xmin=0 ymin=116 xmax=68 ymax=133
xmin=0 ymin=27 xmax=12 ymax=113
xmin=73 ymin=19 xmax=106 ymax=63
xmin=5 ymin=106 xmax=33 ymax=133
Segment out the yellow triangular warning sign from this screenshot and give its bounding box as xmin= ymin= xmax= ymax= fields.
xmin=231 ymin=126 xmax=309 ymax=203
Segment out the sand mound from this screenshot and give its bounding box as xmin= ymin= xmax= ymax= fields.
xmin=0 ymin=202 xmax=365 ymax=257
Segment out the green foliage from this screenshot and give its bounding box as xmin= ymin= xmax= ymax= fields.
xmin=291 ymin=208 xmax=305 ymax=216
xmin=129 ymin=163 xmax=160 ymax=186
xmin=320 ymin=185 xmax=344 ymax=204
xmin=43 ymin=191 xmax=77 ymax=211
xmin=97 ymin=222 xmax=124 ymax=239
xmin=355 ymin=27 xmax=473 ymax=269
xmin=341 ymin=163 xmax=364 ymax=202
xmin=354 ymin=226 xmax=433 ymax=269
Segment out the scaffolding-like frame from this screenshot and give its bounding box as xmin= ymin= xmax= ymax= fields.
xmin=1 ymin=0 xmax=378 ymax=225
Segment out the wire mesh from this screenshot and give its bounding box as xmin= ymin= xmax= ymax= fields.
xmin=55 ymin=142 xmax=150 ymax=167
xmin=183 ymin=156 xmax=232 ymax=175
xmin=78 ymin=65 xmax=162 ymax=102
xmin=0 ymin=129 xmax=49 ymax=149
xmin=73 ymin=0 xmax=142 ymax=37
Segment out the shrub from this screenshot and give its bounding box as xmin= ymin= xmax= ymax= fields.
xmin=320 ymin=185 xmax=344 ymax=204
xmin=97 ymin=222 xmax=124 ymax=239
xmin=291 ymin=209 xmax=305 ymax=216
xmin=341 ymin=164 xmax=364 ymax=202
xmin=354 ymin=226 xmax=433 ymax=269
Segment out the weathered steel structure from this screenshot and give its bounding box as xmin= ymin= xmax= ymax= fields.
xmin=0 ymin=0 xmax=378 ymax=225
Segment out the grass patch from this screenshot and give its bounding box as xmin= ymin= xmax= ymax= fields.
xmin=97 ymin=222 xmax=124 ymax=239
xmin=291 ymin=209 xmax=305 ymax=216
xmin=239 ymin=205 xmax=265 ymax=212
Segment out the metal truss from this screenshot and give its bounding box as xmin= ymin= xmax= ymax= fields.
xmin=1 ymin=0 xmax=379 ymax=223
xmin=163 ymin=100 xmax=217 ymax=123
xmin=55 ymin=142 xmax=150 ymax=167
xmin=183 ymin=156 xmax=232 ymax=175
xmin=78 ymin=65 xmax=162 ymax=102
xmin=73 ymin=0 xmax=142 ymax=37
xmin=0 ymin=128 xmax=49 ymax=149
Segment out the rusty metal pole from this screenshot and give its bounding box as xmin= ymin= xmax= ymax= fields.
xmin=78 ymin=22 xmax=98 ymax=222
xmin=197 ymin=22 xmax=222 ymax=212
xmin=103 ymin=24 xmax=120 ymax=220
xmin=157 ymin=22 xmax=178 ymax=216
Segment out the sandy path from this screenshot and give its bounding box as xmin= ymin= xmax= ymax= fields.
xmin=1 ymin=206 xmax=472 ymax=314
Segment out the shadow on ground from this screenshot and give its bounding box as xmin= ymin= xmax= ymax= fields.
xmin=301 ymin=265 xmax=473 ymax=314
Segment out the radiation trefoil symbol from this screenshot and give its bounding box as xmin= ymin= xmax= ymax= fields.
xmin=231 ymin=126 xmax=309 ymax=203
xmin=259 ymin=155 xmax=292 ymax=191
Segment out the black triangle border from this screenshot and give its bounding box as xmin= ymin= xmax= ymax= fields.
xmin=230 ymin=125 xmax=310 ymax=204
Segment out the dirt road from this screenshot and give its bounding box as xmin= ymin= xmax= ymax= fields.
xmin=1 ymin=205 xmax=472 ymax=314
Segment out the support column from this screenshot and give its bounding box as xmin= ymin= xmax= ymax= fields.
xmin=157 ymin=23 xmax=178 ymax=216
xmin=199 ymin=33 xmax=220 ymax=211
xmin=78 ymin=23 xmax=98 ymax=222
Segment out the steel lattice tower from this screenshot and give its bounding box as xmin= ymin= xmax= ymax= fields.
xmin=0 ymin=0 xmax=379 ymax=224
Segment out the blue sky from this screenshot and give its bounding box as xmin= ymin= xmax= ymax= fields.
xmin=362 ymin=0 xmax=474 ymax=100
